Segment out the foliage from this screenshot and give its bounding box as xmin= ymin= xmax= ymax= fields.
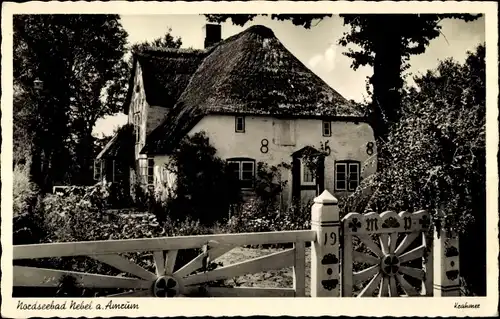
xmin=224 ymin=198 xmax=312 ymax=249
xmin=13 ymin=15 xmax=129 ymax=189
xmin=13 ymin=85 xmax=34 ymax=166
xmin=160 ymin=131 xmax=242 ymax=225
xmin=206 ymin=14 xmax=332 ymax=29
xmin=300 ymin=146 xmax=328 ymax=179
xmin=253 ymin=161 xmax=290 ymax=205
xmin=41 ymin=183 xmax=111 ymax=242
xmin=350 ymin=45 xmax=485 ymax=228
xmin=13 ymin=164 xmax=39 ymax=217
xmin=13 ymin=164 xmax=45 ymax=245
xmin=131 ymin=27 xmax=182 ymax=52
xmin=346 ymin=44 xmax=486 ymax=295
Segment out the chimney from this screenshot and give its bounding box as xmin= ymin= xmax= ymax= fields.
xmin=203 ymin=24 xmax=221 ymax=49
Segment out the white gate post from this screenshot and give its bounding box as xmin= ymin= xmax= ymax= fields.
xmin=311 ymin=190 xmax=340 ymax=297
xmin=433 ymin=228 xmax=461 ymax=296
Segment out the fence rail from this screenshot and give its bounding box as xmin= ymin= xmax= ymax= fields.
xmin=13 ymin=230 xmax=315 ymax=260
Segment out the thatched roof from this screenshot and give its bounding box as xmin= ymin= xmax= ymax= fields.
xmin=123 ymin=47 xmax=207 ymax=112
xmin=96 ymin=124 xmax=134 ymax=161
xmin=141 ymin=25 xmax=363 ymax=155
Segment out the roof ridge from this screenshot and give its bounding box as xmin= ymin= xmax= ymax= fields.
xmin=134 ymin=47 xmax=207 ymax=57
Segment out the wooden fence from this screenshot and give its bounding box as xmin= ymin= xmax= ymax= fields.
xmin=13 ymin=191 xmax=460 ymax=297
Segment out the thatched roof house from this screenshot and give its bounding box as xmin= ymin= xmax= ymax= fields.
xmin=96 ymin=24 xmax=376 ymax=204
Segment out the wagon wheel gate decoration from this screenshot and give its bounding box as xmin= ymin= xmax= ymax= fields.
xmin=13 ymin=234 xmax=310 ymax=298
xmin=341 ymin=210 xmax=433 ymax=297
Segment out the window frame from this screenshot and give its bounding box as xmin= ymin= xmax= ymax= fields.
xmin=227 ymin=158 xmax=255 ymax=190
xmin=235 ymin=116 xmax=245 ymax=133
xmin=300 ymin=160 xmax=316 ymax=186
xmin=322 ymin=120 xmax=332 ymax=137
xmin=335 ymin=160 xmax=360 ymax=191
xmin=93 ymin=159 xmax=102 ymax=181
xmin=133 ymin=112 xmax=141 ymax=144
xmin=147 ymin=158 xmax=154 ymax=185
xmin=111 ymin=159 xmax=116 ymax=182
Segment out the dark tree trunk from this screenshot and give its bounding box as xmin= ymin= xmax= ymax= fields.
xmin=74 ymin=133 xmax=96 ymax=186
xmin=370 ymin=15 xmax=404 ymax=172
xmin=29 ymin=147 xmax=44 ymax=192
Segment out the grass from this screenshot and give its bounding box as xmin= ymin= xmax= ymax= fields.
xmin=214 ymin=246 xmax=312 ymax=297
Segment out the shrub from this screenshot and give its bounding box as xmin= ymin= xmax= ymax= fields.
xmin=13 ymin=164 xmax=39 ymax=217
xmin=106 ymin=181 xmax=133 ymax=209
xmin=254 ymin=161 xmax=289 ymax=205
xmin=345 ymin=45 xmax=486 ymax=296
xmin=162 ymin=131 xmax=243 ymax=225
xmin=272 ymin=200 xmax=312 ymax=231
xmin=13 ymin=164 xmax=45 ymax=245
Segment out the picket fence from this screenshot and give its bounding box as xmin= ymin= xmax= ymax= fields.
xmin=13 ymin=191 xmax=461 ymax=298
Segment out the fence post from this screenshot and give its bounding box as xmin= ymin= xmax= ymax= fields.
xmin=433 ymin=228 xmax=461 ymax=296
xmin=311 ymin=190 xmax=340 ymax=297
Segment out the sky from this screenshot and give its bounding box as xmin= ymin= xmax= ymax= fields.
xmin=92 ymin=14 xmax=485 ymax=138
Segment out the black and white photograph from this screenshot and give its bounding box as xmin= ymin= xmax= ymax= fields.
xmin=1 ymin=1 xmax=498 ymax=317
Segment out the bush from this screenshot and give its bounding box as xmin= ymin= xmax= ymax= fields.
xmin=161 ymin=131 xmax=243 ymax=225
xmin=106 ymin=181 xmax=133 ymax=209
xmin=345 ymin=45 xmax=486 ymax=296
xmin=225 ymin=198 xmax=311 ymax=233
xmin=13 ymin=164 xmax=45 ymax=245
xmin=13 ymin=164 xmax=39 ymax=217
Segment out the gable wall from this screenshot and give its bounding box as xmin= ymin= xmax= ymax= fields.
xmin=128 ymin=62 xmax=171 ymax=160
xmin=128 ymin=62 xmax=149 ymax=160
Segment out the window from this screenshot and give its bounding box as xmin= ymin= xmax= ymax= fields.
xmin=134 ymin=113 xmax=141 ymax=144
xmin=322 ymin=121 xmax=331 ymax=137
xmin=235 ymin=116 xmax=245 ymax=133
xmin=227 ymin=158 xmax=255 ymax=189
xmin=94 ymin=160 xmax=102 ymax=181
xmin=335 ymin=161 xmax=360 ymax=191
xmin=147 ymin=158 xmax=154 ymax=185
xmin=301 ymin=161 xmax=315 ymax=186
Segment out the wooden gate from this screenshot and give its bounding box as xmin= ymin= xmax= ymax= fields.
xmin=14 ymin=230 xmax=313 ymax=297
xmin=12 ymin=191 xmax=460 ymax=298
xmin=341 ymin=210 xmax=432 ymax=297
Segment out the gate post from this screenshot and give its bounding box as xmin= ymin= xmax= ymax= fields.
xmin=433 ymin=228 xmax=461 ymax=296
xmin=311 ymin=190 xmax=340 ymax=297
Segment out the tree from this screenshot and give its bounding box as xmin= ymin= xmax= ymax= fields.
xmin=205 ymin=14 xmax=481 ymax=169
xmin=337 ymin=14 xmax=481 ymax=142
xmin=346 ymin=45 xmax=486 ymax=295
xmin=131 ymin=27 xmax=182 ymax=52
xmin=13 ymin=15 xmax=129 ymax=190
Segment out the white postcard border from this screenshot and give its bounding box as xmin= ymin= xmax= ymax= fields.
xmin=2 ymin=1 xmax=498 ymax=317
